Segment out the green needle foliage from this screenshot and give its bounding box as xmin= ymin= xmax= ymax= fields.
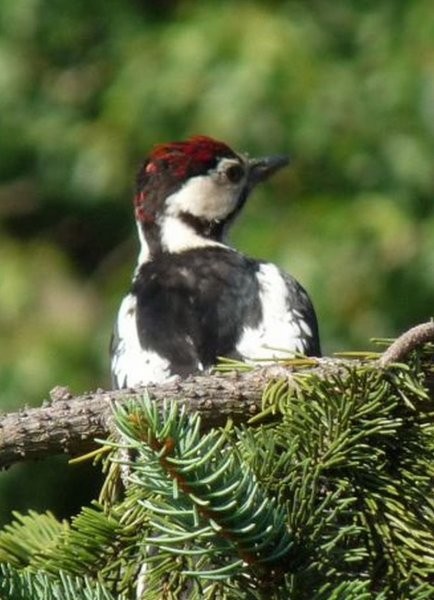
xmin=0 ymin=563 xmax=119 ymax=600
xmin=0 ymin=356 xmax=433 ymax=598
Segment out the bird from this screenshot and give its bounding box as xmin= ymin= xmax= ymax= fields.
xmin=110 ymin=135 xmax=320 ymax=388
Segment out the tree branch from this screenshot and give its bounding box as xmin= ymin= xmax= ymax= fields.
xmin=1 ymin=322 xmax=433 ymax=470
xmin=0 ymin=370 xmax=270 ymax=470
xmin=378 ymin=320 xmax=434 ymax=366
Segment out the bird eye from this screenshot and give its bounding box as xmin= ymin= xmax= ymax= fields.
xmin=225 ymin=163 xmax=245 ymax=183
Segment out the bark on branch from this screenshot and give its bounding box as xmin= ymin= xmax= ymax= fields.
xmin=1 ymin=322 xmax=433 ymax=470
xmin=378 ymin=320 xmax=434 ymax=366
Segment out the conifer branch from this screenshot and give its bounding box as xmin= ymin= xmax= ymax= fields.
xmin=0 ymin=370 xmax=268 ymax=470
xmin=0 ymin=351 xmax=433 ymax=596
xmin=378 ymin=320 xmax=434 ymax=366
xmin=0 ymin=321 xmax=433 ymax=470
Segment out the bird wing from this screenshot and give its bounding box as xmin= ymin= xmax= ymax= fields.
xmin=235 ymin=262 xmax=321 ymax=360
xmin=279 ymin=268 xmax=321 ymax=356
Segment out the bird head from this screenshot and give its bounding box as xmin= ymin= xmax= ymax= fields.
xmin=133 ymin=135 xmax=289 ymax=257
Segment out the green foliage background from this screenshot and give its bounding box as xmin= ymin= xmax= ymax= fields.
xmin=1 ymin=1 xmax=434 ymax=524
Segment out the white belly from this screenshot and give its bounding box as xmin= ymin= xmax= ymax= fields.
xmin=111 ymin=294 xmax=172 ymax=387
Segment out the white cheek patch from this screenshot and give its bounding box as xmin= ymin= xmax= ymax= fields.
xmin=166 ymin=175 xmax=239 ymax=221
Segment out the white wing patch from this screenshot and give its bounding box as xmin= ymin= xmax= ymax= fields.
xmin=111 ymin=294 xmax=171 ymax=387
xmin=236 ymin=263 xmax=311 ymax=360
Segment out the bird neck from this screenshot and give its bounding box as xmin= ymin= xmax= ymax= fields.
xmin=135 ymin=214 xmax=227 ymax=267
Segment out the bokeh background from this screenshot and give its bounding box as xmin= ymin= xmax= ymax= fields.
xmin=1 ymin=0 xmax=434 ymax=525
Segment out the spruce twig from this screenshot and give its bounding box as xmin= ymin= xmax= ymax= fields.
xmin=378 ymin=320 xmax=434 ymax=366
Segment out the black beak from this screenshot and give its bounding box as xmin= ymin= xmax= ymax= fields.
xmin=247 ymin=155 xmax=290 ymax=188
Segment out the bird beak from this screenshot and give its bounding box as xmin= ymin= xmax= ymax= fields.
xmin=247 ymin=155 xmax=290 ymax=188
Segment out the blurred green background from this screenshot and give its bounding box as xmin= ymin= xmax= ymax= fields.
xmin=1 ymin=0 xmax=434 ymax=525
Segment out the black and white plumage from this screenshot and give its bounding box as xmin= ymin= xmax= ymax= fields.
xmin=111 ymin=136 xmax=320 ymax=388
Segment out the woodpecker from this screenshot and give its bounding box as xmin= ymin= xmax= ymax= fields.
xmin=110 ymin=135 xmax=320 ymax=388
